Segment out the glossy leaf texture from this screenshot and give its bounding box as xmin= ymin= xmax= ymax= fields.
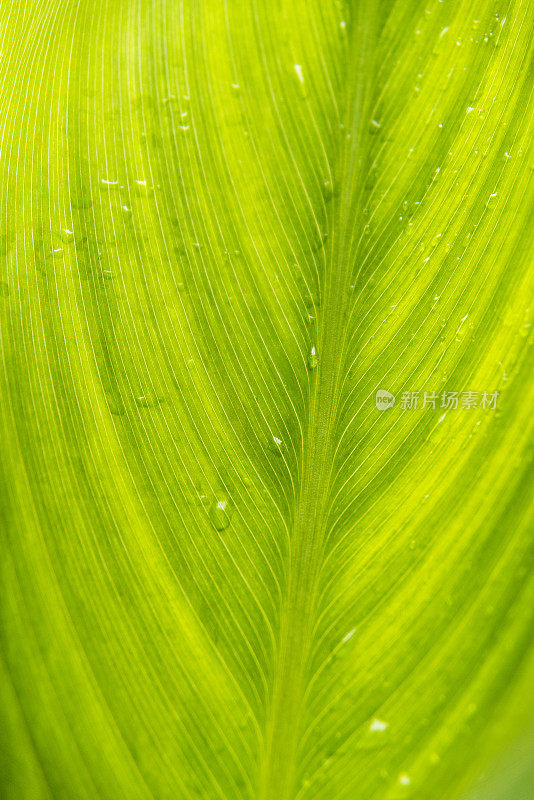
xmin=1 ymin=1 xmax=533 ymax=799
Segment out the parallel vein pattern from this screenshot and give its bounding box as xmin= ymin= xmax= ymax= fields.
xmin=1 ymin=1 xmax=533 ymax=800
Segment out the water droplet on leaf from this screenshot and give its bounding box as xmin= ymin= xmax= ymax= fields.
xmin=60 ymin=228 xmax=75 ymax=244
xmin=369 ymin=718 xmax=388 ymax=732
xmin=267 ymin=435 xmax=285 ymax=456
xmin=209 ymin=496 xmax=232 ymax=530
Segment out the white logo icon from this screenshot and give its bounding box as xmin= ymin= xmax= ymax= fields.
xmin=376 ymin=389 xmax=396 ymax=411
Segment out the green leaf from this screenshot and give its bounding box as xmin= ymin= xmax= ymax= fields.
xmin=1 ymin=1 xmax=533 ymax=799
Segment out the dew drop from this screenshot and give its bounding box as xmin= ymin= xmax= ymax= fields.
xmin=463 ymin=231 xmax=473 ymax=247
xmin=135 ymin=179 xmax=152 ymax=195
xmin=60 ymin=228 xmax=75 ymax=244
xmin=209 ymin=496 xmax=232 ymax=531
xmin=294 ymin=64 xmax=304 ymax=84
xmin=308 ymin=346 xmax=318 ymax=370
xmin=108 ymin=398 xmax=125 ymax=416
xmin=323 ymin=179 xmax=339 ymax=203
xmin=268 ymin=435 xmax=285 ymax=456
xmin=370 ymin=119 xmax=381 ymax=132
xmin=135 ymin=394 xmax=162 ymax=409
xmin=369 ymin=718 xmax=388 ymax=732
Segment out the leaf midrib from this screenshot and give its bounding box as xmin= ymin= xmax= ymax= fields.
xmin=258 ymin=6 xmax=380 ymax=798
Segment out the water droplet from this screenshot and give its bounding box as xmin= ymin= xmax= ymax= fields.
xmin=369 ymin=718 xmax=388 ymax=732
xmin=100 ymin=178 xmax=119 ymax=189
xmin=135 ymin=394 xmax=162 ymax=409
xmin=209 ymin=496 xmax=232 ymax=530
xmin=323 ymin=179 xmax=337 ymax=203
xmin=108 ymin=397 xmax=125 ymax=416
xmin=198 ymin=495 xmax=209 ymax=508
xmin=370 ymin=119 xmax=381 ymax=132
xmin=267 ymin=435 xmax=285 ymax=456
xmin=308 ymin=346 xmax=318 ymax=370
xmin=486 ymin=192 xmax=498 ymax=209
xmin=294 ymin=64 xmax=304 ymax=83
xmin=399 ymin=775 xmax=411 ymax=787
xmin=135 ymin=179 xmax=152 ymax=196
xmin=305 ymin=295 xmax=318 ymax=320
xmin=195 ymin=484 xmax=210 ymax=508
xmin=60 ymin=228 xmax=75 ymax=244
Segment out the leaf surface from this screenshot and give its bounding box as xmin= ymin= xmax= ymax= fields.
xmin=1 ymin=1 xmax=534 ymax=799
